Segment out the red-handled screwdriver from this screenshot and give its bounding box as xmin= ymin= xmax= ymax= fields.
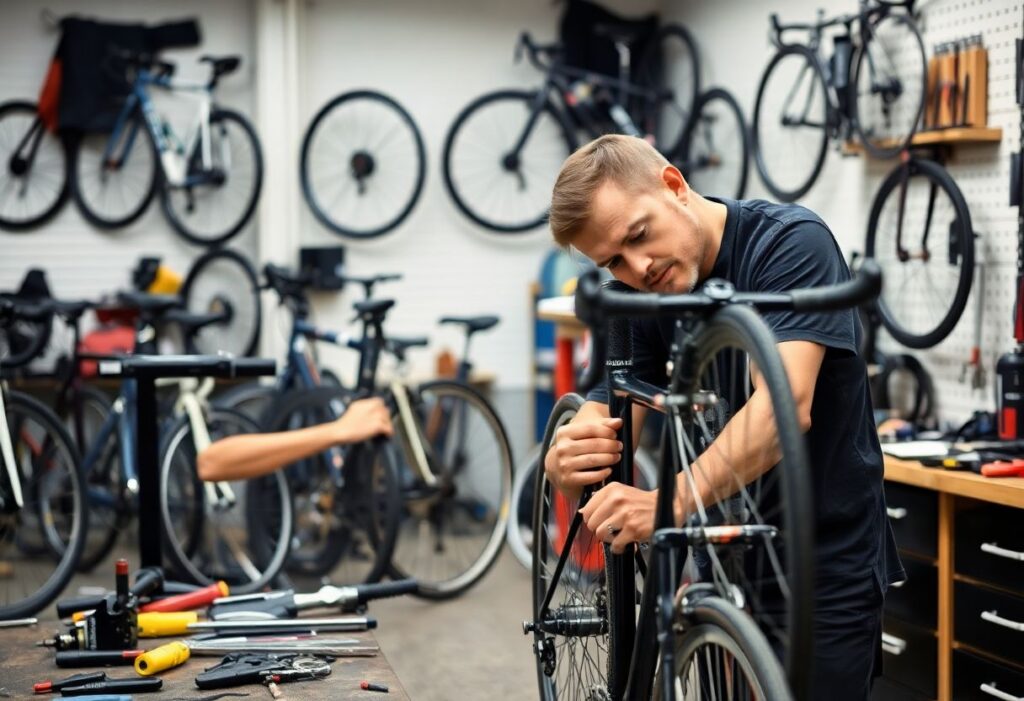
xmin=139 ymin=581 xmax=228 ymax=613
xmin=361 ymin=680 xmax=389 ymax=693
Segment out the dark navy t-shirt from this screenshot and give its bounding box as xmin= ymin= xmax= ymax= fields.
xmin=588 ymin=197 xmax=905 ymax=599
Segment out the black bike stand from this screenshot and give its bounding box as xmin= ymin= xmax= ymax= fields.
xmin=97 ymin=354 xmax=276 ymax=568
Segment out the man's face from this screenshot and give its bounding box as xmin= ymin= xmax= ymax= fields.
xmin=572 ymin=173 xmax=706 ymax=294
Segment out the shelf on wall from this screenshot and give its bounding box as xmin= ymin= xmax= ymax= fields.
xmin=842 ymin=126 xmax=1003 ymax=155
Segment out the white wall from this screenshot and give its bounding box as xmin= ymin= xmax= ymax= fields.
xmin=667 ymin=0 xmax=1021 ymax=425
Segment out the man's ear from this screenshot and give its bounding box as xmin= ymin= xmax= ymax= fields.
xmin=661 ymin=165 xmax=690 ymax=205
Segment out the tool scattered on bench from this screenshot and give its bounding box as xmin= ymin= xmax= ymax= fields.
xmin=207 ymin=580 xmax=417 ymax=620
xmin=32 ymin=671 xmax=162 ymax=695
xmin=194 ymin=653 xmax=331 ymax=692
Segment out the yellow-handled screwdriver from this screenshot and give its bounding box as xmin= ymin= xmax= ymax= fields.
xmin=136 ymin=611 xmax=198 ymax=638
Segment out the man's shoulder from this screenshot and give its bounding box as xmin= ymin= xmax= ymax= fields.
xmin=736 ymin=198 xmax=829 ymax=235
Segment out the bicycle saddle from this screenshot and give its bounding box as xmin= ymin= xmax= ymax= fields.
xmin=439 ymin=315 xmax=500 ymax=334
xmin=200 ymin=55 xmax=241 ymax=77
xmin=353 ymin=299 xmax=395 ymax=317
xmin=117 ymin=290 xmax=182 ymax=316
xmin=593 ymin=22 xmax=643 ymax=46
xmin=264 ymin=263 xmax=309 ymax=298
xmin=386 ymin=336 xmax=429 ymax=355
xmin=50 ymin=299 xmax=94 ymax=321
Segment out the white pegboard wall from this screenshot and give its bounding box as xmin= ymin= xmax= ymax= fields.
xmin=870 ymin=0 xmax=1022 ymax=426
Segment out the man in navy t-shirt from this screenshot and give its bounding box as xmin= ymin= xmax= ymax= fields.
xmin=545 ymin=134 xmax=903 ymax=700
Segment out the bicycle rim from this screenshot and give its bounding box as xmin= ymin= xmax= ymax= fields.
xmin=159 ymin=408 xmax=292 ymax=593
xmin=680 ymin=88 xmax=749 ymax=200
xmin=0 ymin=391 xmax=86 ymax=619
xmin=301 ymin=91 xmax=425 ymax=238
xmin=865 ymin=158 xmax=973 ymax=349
xmin=442 ymin=90 xmax=575 ymax=233
xmin=752 ymin=46 xmax=829 ymax=202
xmin=675 ymin=305 xmax=813 ymax=699
xmin=72 ymin=114 xmax=157 ymax=228
xmin=161 ymin=109 xmax=262 ymax=246
xmin=0 ymin=296 xmax=53 ymax=370
xmin=388 ymin=380 xmax=512 ymax=599
xmin=0 ymin=101 xmax=68 ymax=231
xmin=851 ymin=13 xmax=925 ymax=158
xmin=637 ymin=24 xmax=702 ymax=156
xmin=181 ymin=248 xmax=262 ymax=358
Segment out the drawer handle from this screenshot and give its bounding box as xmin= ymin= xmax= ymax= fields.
xmin=887 ymin=507 xmax=907 ymax=520
xmin=880 ymin=632 xmax=906 ymax=655
xmin=982 ymin=542 xmax=1024 ymax=562
xmin=890 ymin=579 xmax=906 ymax=588
xmin=980 ymin=682 xmax=1024 ymax=701
xmin=982 ymin=610 xmax=1024 ymax=632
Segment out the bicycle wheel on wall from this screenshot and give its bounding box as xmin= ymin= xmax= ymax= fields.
xmin=442 ymin=89 xmax=576 ymax=233
xmin=161 ymin=109 xmax=263 ymax=247
xmin=0 ymin=101 xmax=69 ymax=231
xmin=301 ymin=90 xmax=425 ymax=239
xmin=72 ymin=113 xmax=158 ymax=229
xmin=850 ymin=12 xmax=925 ymax=159
xmin=637 ymin=23 xmax=701 ymax=157
xmin=159 ymin=407 xmax=292 ymax=593
xmin=387 ymin=380 xmax=513 ymax=599
xmin=752 ymin=45 xmax=829 ymax=202
xmin=679 ymin=87 xmax=749 ymax=199
xmin=865 ymin=158 xmax=973 ymax=349
xmin=0 ymin=390 xmax=86 ymax=619
xmin=181 ymin=248 xmax=262 ymax=358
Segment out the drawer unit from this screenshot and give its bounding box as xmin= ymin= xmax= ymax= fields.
xmin=953 ymin=649 xmax=1024 ymax=701
xmin=885 ymin=555 xmax=937 ymax=629
xmin=955 ymin=580 xmax=1024 ymax=668
xmin=870 ymin=677 xmax=932 ymax=701
xmin=879 ymin=616 xmax=937 ymax=699
xmin=884 ymin=482 xmax=938 ymax=559
xmin=956 ymin=501 xmax=1024 ymax=596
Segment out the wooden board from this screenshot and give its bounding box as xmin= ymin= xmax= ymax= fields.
xmin=0 ymin=622 xmax=409 ymax=700
xmin=884 ymin=456 xmax=1024 ymax=508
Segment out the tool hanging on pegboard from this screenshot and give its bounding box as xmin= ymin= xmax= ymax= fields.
xmin=996 ymin=24 xmax=1024 ymax=440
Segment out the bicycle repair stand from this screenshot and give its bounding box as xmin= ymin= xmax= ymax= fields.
xmin=996 ymin=28 xmax=1024 ymax=440
xmin=96 ymin=354 xmax=275 ymax=568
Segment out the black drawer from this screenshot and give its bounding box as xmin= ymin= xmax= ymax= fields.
xmin=879 ymin=616 xmax=937 ymax=698
xmin=884 ymin=482 xmax=937 ymax=559
xmin=955 ymin=580 xmax=1024 ymax=667
xmin=885 ymin=555 xmax=937 ymax=629
xmin=956 ymin=501 xmax=1024 ymax=596
xmin=870 ymin=677 xmax=931 ymax=701
xmin=953 ymin=649 xmax=1024 ymax=701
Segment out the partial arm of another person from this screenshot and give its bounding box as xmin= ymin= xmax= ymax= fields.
xmin=197 ymin=397 xmax=393 ymax=482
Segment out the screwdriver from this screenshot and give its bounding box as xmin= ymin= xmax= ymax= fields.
xmin=207 ymin=579 xmax=417 ymax=619
xmin=135 ymin=635 xmax=375 ymax=675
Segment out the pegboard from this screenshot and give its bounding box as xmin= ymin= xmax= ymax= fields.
xmin=871 ymin=0 xmax=1022 ymax=427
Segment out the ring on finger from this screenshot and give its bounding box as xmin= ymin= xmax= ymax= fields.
xmin=607 ymin=524 xmax=621 ymax=536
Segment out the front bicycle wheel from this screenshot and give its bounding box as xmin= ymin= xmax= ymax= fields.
xmin=653 ymin=595 xmax=791 ymax=701
xmin=181 ymin=248 xmax=262 ymax=358
xmin=387 ymin=380 xmax=513 ymax=599
xmin=637 ymin=23 xmax=701 ymax=156
xmin=679 ymin=87 xmax=749 ymax=199
xmin=161 ymin=109 xmax=263 ymax=247
xmin=531 ymin=392 xmax=635 ymax=700
xmin=0 ymin=390 xmax=86 ymax=619
xmin=673 ymin=304 xmax=813 ymax=700
xmin=851 ymin=12 xmax=925 ymax=159
xmin=301 ymin=91 xmax=425 ymax=239
xmin=865 ymin=158 xmax=973 ymax=349
xmin=72 ymin=113 xmax=158 ymax=229
xmin=159 ymin=407 xmax=292 ymax=593
xmin=0 ymin=101 xmax=69 ymax=231
xmin=752 ymin=45 xmax=829 ymax=202
xmin=265 ymin=387 xmax=400 ymax=585
xmin=442 ymin=90 xmax=576 ymax=233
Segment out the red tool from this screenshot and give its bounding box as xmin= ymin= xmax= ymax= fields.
xmin=980 ymin=458 xmax=1024 ymax=478
xmin=138 ymin=581 xmax=228 ymax=613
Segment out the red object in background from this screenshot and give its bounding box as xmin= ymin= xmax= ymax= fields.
xmin=980 ymin=458 xmax=1024 ymax=478
xmin=37 ymin=58 xmax=62 ymax=133
xmin=78 ymin=325 xmax=134 ymax=377
xmin=554 ymin=337 xmax=576 ymax=398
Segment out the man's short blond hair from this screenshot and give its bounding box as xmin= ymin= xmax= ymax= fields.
xmin=549 ymin=134 xmax=670 ymax=247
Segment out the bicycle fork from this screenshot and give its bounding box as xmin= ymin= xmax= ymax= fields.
xmin=0 ymin=388 xmax=24 ymax=510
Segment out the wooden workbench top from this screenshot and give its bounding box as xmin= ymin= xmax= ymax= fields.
xmin=884 ymin=454 xmax=1024 ymax=508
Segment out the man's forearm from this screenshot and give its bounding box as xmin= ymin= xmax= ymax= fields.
xmin=197 ymin=422 xmax=344 ymax=481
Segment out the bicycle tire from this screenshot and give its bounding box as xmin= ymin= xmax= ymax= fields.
xmin=264 ymin=387 xmax=400 ymax=584
xmin=212 ymin=380 xmax=278 ymax=426
xmin=159 ymin=407 xmax=292 ymax=593
xmin=532 ymin=392 xmax=635 ymax=700
xmin=508 ymin=442 xmax=657 ymax=571
xmin=850 ymin=12 xmax=926 ymax=159
xmin=865 ymin=157 xmax=973 ymax=349
xmin=300 ymin=90 xmax=425 ymax=239
xmin=653 ymin=594 xmax=792 ymax=700
xmin=386 ymin=379 xmax=513 ymax=599
xmin=680 ymin=86 xmax=750 ymax=199
xmin=0 ymin=101 xmax=70 ymax=231
xmin=752 ymin=44 xmax=830 ymax=202
xmin=160 ymin=108 xmax=263 ymax=246
xmin=442 ymin=89 xmax=577 ymax=233
xmin=181 ymin=247 xmax=262 ymax=358
xmin=0 ymin=390 xmax=87 ymax=619
xmin=637 ymin=23 xmax=702 ymax=157
xmin=71 ymin=112 xmax=158 ymax=229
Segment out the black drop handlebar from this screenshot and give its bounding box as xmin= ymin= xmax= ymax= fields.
xmin=574 ymin=259 xmax=883 ymax=393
